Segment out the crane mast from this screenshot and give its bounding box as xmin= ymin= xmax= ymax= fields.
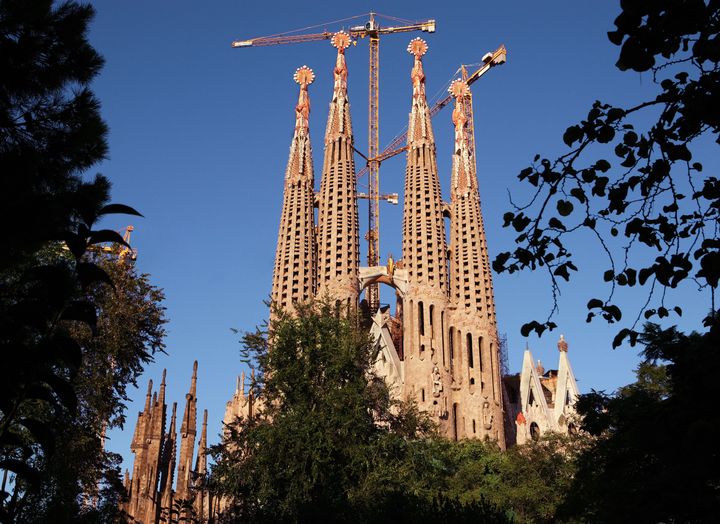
xmin=356 ymin=44 xmax=507 ymax=179
xmin=366 ymin=15 xmax=381 ymax=311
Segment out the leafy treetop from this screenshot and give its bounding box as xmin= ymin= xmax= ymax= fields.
xmin=493 ymin=0 xmax=720 ymax=346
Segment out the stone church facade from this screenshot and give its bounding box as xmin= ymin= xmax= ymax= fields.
xmin=225 ymin=33 xmax=580 ymax=447
xmin=124 ymin=31 xmax=581 ymax=522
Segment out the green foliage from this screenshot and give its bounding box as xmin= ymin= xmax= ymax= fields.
xmin=211 ymin=301 xmax=586 ymax=523
xmin=355 ymin=434 xmax=586 ymax=524
xmin=0 ymin=1 xmax=154 ymax=520
xmin=493 ymin=1 xmax=720 ymax=343
xmin=211 ymin=301 xmax=441 ymax=522
xmin=561 ymin=318 xmax=720 ymax=522
xmin=7 ymin=248 xmax=166 ymax=522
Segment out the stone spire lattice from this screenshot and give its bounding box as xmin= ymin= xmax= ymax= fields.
xmin=271 ymin=65 xmax=318 ymax=313
xmin=316 ymin=32 xmax=360 ymax=306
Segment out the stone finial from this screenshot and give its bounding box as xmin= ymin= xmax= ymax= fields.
xmin=169 ymin=402 xmax=177 ymax=430
xmin=190 ymin=360 xmax=198 ymax=397
xmin=408 ymin=38 xmax=428 ymax=100
xmin=536 ymin=359 xmax=545 ymax=376
xmin=331 ymin=32 xmax=350 ymax=97
xmin=407 ymin=37 xmax=428 ymax=58
xmin=144 ymin=379 xmax=153 ymax=412
xmin=293 ymin=65 xmax=315 ymax=88
xmin=449 ymin=80 xmax=469 ymax=141
xmin=331 ymin=30 xmax=351 ymax=51
xmin=293 ymin=66 xmax=314 ymax=134
xmin=558 ymin=333 xmax=569 ymax=352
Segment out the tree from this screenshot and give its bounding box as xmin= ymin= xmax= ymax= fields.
xmin=493 ymin=1 xmax=720 ymax=344
xmin=355 ymin=434 xmax=586 ymax=524
xmin=10 ymin=246 xmax=166 ymax=522
xmin=0 ymin=1 xmax=144 ymax=518
xmin=210 ymin=302 xmax=510 ymax=523
xmin=560 ymin=317 xmax=720 ymax=522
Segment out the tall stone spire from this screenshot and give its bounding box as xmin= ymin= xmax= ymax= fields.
xmin=400 ymin=38 xmax=451 ymax=430
xmin=125 ymin=367 xmax=216 ymax=522
xmin=446 ymin=79 xmax=503 ymax=444
xmin=448 ymin=79 xmax=497 ymax=324
xmin=176 ymin=361 xmax=198 ymax=503
xmin=271 ymin=65 xmax=317 ymax=314
xmin=127 ymin=378 xmax=152 ymax=517
xmin=158 ymin=402 xmax=177 ymax=517
xmin=401 ymin=38 xmax=448 ymax=292
xmin=193 ymin=409 xmax=209 ymax=519
xmin=316 ymin=31 xmax=360 ymax=307
xmin=132 ymin=369 xmax=167 ymax=523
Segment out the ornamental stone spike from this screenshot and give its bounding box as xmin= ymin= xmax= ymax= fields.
xmin=177 ymin=361 xmax=198 ymax=503
xmin=558 ymin=333 xmax=569 ymax=352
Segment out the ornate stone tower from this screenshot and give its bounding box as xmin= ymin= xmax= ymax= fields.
xmin=158 ymin=402 xmax=177 ymax=521
xmin=316 ymin=32 xmax=360 ymax=306
xmin=124 ymin=364 xmax=213 ymax=522
xmin=176 ymin=360 xmax=198 ymax=506
xmin=270 ymin=66 xmax=317 ymax=314
xmin=400 ymin=38 xmax=451 ymax=431
xmin=446 ymin=79 xmax=504 ymax=444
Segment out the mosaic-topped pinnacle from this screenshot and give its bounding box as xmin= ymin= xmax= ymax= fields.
xmin=407 ymin=37 xmax=428 ymax=58
xmin=331 ymin=31 xmax=351 ymax=50
xmin=294 ymin=65 xmax=315 ymax=87
xmin=558 ymin=334 xmax=569 ymax=352
xmin=449 ymin=79 xmax=470 ymax=99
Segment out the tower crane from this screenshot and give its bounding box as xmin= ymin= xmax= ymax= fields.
xmin=356 ymin=44 xmax=507 ymax=179
xmin=232 ymin=13 xmax=436 ymax=312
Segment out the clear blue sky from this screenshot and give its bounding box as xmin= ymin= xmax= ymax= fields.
xmin=87 ymin=1 xmax=715 ymax=471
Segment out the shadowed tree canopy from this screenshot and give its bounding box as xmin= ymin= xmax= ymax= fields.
xmin=210 ymin=302 xmax=514 ymax=523
xmin=10 ymin=246 xmax=166 ymax=522
xmin=0 ymin=1 xmax=145 ymax=519
xmin=560 ymin=316 xmax=720 ymax=522
xmin=493 ymin=0 xmax=720 ymax=345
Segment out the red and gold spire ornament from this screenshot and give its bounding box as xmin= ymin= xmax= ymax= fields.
xmin=331 ymin=31 xmax=350 ymax=97
xmin=293 ymin=64 xmax=315 ymax=87
xmin=406 ymin=38 xmax=432 ymax=143
xmin=449 ymin=79 xmax=470 ymax=157
xmin=293 ymin=65 xmax=314 ymax=133
xmin=408 ymin=38 xmax=428 ymax=100
xmin=331 ymin=30 xmax=351 ymax=51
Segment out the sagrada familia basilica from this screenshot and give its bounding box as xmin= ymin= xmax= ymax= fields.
xmin=122 ymin=32 xmax=580 ymax=522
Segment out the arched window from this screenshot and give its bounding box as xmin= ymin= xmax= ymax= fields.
xmin=441 ymin=311 xmax=446 ymax=366
xmin=449 ymin=327 xmax=455 ymax=361
xmin=452 ymin=403 xmax=459 ymax=441
xmin=530 ymin=422 xmax=540 ymax=441
xmin=429 ymin=304 xmax=435 ymax=338
xmin=478 ymin=336 xmax=484 ymax=372
xmin=467 ymin=333 xmax=474 ymax=368
xmin=418 ymin=301 xmax=425 ymax=336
